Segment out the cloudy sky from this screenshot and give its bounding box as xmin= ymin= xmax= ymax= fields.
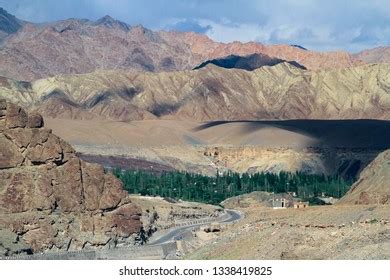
xmin=1 ymin=0 xmax=389 ymax=52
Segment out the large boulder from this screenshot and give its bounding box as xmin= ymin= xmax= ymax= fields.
xmin=27 ymin=112 xmax=44 ymax=128
xmin=5 ymin=103 xmax=28 ymax=129
xmin=0 ymin=99 xmax=142 ymax=255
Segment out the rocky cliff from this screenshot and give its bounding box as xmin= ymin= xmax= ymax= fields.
xmin=338 ymin=150 xmax=390 ymax=205
xmin=0 ymin=99 xmax=142 ymax=256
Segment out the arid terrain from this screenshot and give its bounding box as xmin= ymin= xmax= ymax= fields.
xmin=1 ymin=63 xmax=390 ymax=121
xmin=184 ymin=150 xmax=390 ymax=259
xmin=129 ymin=195 xmax=222 ymax=232
xmin=40 ymin=118 xmax=390 ymax=178
xmin=354 ymin=46 xmax=390 ymax=64
xmin=1 ymin=57 xmax=389 ymax=177
xmin=0 ymin=6 xmax=389 ymax=260
xmin=186 ymin=203 xmax=390 ymax=259
xmin=0 ymin=99 xmax=223 ymax=256
xmin=0 ymin=7 xmax=365 ymax=81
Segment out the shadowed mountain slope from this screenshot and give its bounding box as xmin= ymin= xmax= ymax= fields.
xmin=0 ymin=7 xmax=24 ymax=42
xmin=338 ymin=150 xmax=390 ymax=205
xmin=194 ymin=119 xmax=390 ymax=149
xmin=193 ymin=53 xmax=306 ymax=71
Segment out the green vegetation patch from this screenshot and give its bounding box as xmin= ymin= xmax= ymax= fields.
xmin=113 ymin=169 xmax=352 ymax=205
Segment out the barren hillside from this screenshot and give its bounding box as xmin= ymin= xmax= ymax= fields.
xmin=186 ymin=203 xmax=390 ymax=260
xmin=0 ymin=9 xmax=361 ymax=80
xmin=42 ymin=118 xmax=390 ymax=177
xmin=1 ymin=63 xmax=390 ymax=121
xmin=354 ymin=47 xmax=390 ymax=64
xmin=338 ymin=150 xmax=390 ymax=205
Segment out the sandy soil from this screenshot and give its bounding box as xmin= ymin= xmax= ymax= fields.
xmin=45 ymin=118 xmax=390 ymax=149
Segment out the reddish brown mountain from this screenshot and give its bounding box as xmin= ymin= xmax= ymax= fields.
xmin=0 ymin=9 xmax=361 ymax=81
xmin=354 ymin=47 xmax=390 ymax=64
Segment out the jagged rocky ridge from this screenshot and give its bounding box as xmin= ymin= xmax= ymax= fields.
xmin=0 ymin=8 xmax=361 ymax=81
xmin=0 ymin=99 xmax=142 ymax=256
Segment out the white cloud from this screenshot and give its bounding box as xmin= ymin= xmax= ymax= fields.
xmin=1 ymin=0 xmax=390 ymax=52
xmin=196 ymin=19 xmax=267 ymax=43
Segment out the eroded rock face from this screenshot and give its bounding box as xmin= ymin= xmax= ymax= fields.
xmin=0 ymin=100 xmax=142 ymax=255
xmin=3 ymin=63 xmax=390 ymax=122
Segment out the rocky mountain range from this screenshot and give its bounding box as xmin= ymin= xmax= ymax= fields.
xmin=1 ymin=63 xmax=389 ymax=121
xmin=0 ymin=7 xmax=389 ymax=181
xmin=0 ymin=5 xmax=389 ymax=260
xmin=0 ymin=8 xmax=370 ymax=81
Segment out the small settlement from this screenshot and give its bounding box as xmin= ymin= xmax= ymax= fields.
xmin=269 ymin=193 xmax=309 ymax=209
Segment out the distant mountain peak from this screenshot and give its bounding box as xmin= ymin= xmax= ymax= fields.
xmin=0 ymin=7 xmax=24 ymax=34
xmin=98 ymin=15 xmax=115 ymax=23
xmin=95 ymin=14 xmax=130 ymax=31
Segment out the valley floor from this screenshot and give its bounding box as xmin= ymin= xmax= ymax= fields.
xmin=45 ymin=118 xmax=389 ymax=176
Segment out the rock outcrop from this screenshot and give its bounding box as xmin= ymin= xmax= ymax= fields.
xmin=0 ymin=100 xmax=142 ymax=256
xmin=338 ymin=150 xmax=390 ymax=205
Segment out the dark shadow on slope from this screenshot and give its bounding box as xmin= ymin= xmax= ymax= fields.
xmin=83 ymin=86 xmax=142 ymax=108
xmin=290 ymin=44 xmax=307 ymax=50
xmin=40 ymin=90 xmax=80 ymax=107
xmin=193 ymin=119 xmax=390 ymax=179
xmin=194 ymin=119 xmax=390 ymax=149
xmin=193 ymin=53 xmax=307 ymax=71
xmin=149 ymin=102 xmax=181 ymax=117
